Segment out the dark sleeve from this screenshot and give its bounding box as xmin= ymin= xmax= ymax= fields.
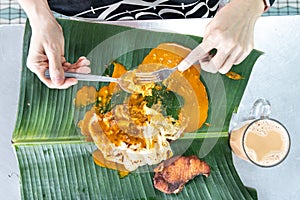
xmin=270 ymin=0 xmax=275 ymax=6
xmin=48 ymin=0 xmax=90 ymax=16
xmin=47 ymin=0 xmax=121 ymax=17
xmin=47 ymin=0 xmax=218 ymax=20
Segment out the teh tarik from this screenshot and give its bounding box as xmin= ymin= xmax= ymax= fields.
xmin=230 ymin=119 xmax=290 ymax=167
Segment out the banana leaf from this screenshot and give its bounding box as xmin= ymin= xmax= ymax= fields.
xmin=13 ymin=19 xmax=262 ymax=199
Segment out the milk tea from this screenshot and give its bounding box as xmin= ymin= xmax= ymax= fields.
xmin=230 ymin=119 xmax=290 ymax=167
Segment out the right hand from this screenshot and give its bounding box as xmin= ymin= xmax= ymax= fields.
xmin=189 ymin=0 xmax=264 ymax=74
xmin=27 ymin=18 xmax=90 ymax=89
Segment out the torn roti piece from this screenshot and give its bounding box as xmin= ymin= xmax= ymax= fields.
xmin=88 ymin=103 xmax=185 ymax=172
xmin=76 ymin=43 xmax=209 ymax=174
xmin=153 ymin=155 xmax=210 ymax=194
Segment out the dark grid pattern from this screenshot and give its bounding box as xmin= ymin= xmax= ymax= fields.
xmin=264 ymin=0 xmax=300 ymax=16
xmin=0 ymin=0 xmax=26 ymax=24
xmin=0 ymin=0 xmax=300 ymax=24
xmin=0 ymin=0 xmax=67 ymax=24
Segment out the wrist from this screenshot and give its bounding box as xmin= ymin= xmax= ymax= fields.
xmin=17 ymin=0 xmax=57 ymax=29
xmin=30 ymin=13 xmax=59 ymax=31
xmin=28 ymin=7 xmax=56 ymax=28
xmin=230 ymin=0 xmax=265 ymax=17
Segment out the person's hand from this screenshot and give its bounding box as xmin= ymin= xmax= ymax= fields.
xmin=27 ymin=18 xmax=91 ymax=89
xmin=17 ymin=0 xmax=91 ymax=88
xmin=198 ymin=0 xmax=265 ymax=74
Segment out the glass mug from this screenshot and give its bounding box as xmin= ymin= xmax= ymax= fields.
xmin=229 ymin=98 xmax=291 ymax=167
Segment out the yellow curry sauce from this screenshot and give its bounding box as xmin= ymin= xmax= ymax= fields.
xmin=77 ymin=63 xmax=152 ymax=175
xmin=75 ymin=43 xmax=209 ymax=175
xmin=141 ymin=43 xmax=208 ymax=132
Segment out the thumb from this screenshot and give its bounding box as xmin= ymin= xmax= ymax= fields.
xmin=45 ymin=46 xmax=65 ymax=86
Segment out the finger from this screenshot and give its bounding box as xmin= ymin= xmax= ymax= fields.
xmin=63 ymin=62 xmax=72 ymax=71
xmin=77 ymin=57 xmax=91 ymax=67
xmin=42 ymin=76 xmax=78 ymax=89
xmin=218 ymin=50 xmax=242 ymax=74
xmin=75 ymin=66 xmax=91 ymax=74
xmin=234 ymin=31 xmax=253 ymax=65
xmin=63 ymin=56 xmax=91 ymax=73
xmin=61 ymin=56 xmax=67 ymax=64
xmin=201 ymin=48 xmax=232 ymax=73
xmin=26 ymin=52 xmax=48 ymax=73
xmin=44 ymin=45 xmax=65 ymax=86
xmin=28 ymin=64 xmax=50 ymax=88
xmin=177 ymin=41 xmax=212 ymax=72
xmin=73 ymin=56 xmax=91 ymax=68
xmin=233 ymin=49 xmax=251 ymax=65
xmin=197 ymin=38 xmax=220 ymax=73
xmin=66 ymin=66 xmax=91 ymax=74
xmin=200 ymin=60 xmax=218 ymax=73
xmin=76 ymin=56 xmax=89 ymax=64
xmin=32 ymin=67 xmax=56 ymax=88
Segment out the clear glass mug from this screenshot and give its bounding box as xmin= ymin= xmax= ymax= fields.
xmin=229 ymin=98 xmax=291 ymax=167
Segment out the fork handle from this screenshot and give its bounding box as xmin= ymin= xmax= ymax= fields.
xmin=44 ymin=69 xmax=118 ymax=82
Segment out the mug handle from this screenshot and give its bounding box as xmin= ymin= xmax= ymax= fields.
xmin=248 ymin=98 xmax=271 ymax=120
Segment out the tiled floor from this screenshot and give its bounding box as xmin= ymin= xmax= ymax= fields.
xmin=0 ymin=0 xmax=300 ymax=24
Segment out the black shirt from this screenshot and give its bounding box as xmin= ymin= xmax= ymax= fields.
xmin=48 ymin=0 xmax=220 ymax=20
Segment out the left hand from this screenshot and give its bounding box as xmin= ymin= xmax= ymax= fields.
xmin=198 ymin=0 xmax=264 ymax=74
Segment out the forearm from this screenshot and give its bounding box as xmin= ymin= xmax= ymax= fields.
xmin=17 ymin=0 xmax=57 ymax=28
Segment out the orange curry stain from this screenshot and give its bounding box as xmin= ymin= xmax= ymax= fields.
xmin=76 ymin=43 xmax=209 ymax=174
xmin=93 ymin=150 xmax=129 ymax=178
xmin=74 ymin=86 xmax=97 ymax=107
xmin=108 ymin=62 xmax=127 ymax=93
xmin=225 ymin=71 xmax=244 ymax=80
xmin=140 ymin=43 xmax=208 ymax=132
xmin=96 ymin=111 xmax=147 ymax=148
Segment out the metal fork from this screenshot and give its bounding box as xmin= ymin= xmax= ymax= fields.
xmin=135 ymin=45 xmax=210 ymax=83
xmin=44 ymin=69 xmax=135 ymax=93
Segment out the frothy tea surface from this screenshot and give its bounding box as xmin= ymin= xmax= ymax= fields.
xmin=243 ymin=119 xmax=290 ymax=166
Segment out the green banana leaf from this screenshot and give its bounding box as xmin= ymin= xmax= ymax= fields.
xmin=13 ymin=19 xmax=262 ymax=199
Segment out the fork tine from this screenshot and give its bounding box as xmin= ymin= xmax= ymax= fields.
xmin=135 ymin=67 xmax=174 ymax=83
xmin=135 ymin=72 xmax=160 ymax=80
xmin=135 ymin=75 xmax=159 ymax=79
xmin=137 ymin=80 xmax=161 ymax=84
xmin=135 ymin=76 xmax=161 ymax=83
xmin=135 ymin=72 xmax=158 ymax=77
xmin=136 ymin=78 xmax=161 ymax=83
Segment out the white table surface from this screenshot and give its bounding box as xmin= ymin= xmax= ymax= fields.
xmin=1 ymin=15 xmax=300 ymax=199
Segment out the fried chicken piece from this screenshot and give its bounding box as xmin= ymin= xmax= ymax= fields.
xmin=153 ymin=155 xmax=210 ymax=194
